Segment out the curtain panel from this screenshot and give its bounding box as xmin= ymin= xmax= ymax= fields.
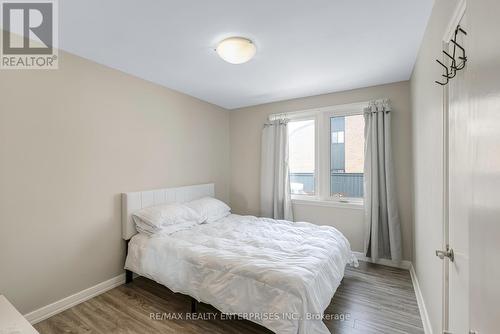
xmin=260 ymin=119 xmax=294 ymax=221
xmin=363 ymin=100 xmax=402 ymax=261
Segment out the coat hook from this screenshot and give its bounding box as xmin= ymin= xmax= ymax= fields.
xmin=435 ymin=59 xmax=449 ymax=85
xmin=450 ymin=39 xmax=467 ymax=69
xmin=436 ymin=59 xmax=450 ymax=75
xmin=442 ymin=50 xmax=458 ymax=78
xmin=450 ymin=39 xmax=465 ymax=55
xmin=435 ymin=25 xmax=466 ymax=86
xmin=443 ymin=50 xmax=455 ymax=65
xmin=457 ymin=26 xmax=467 ymax=35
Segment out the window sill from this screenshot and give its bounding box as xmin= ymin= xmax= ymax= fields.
xmin=291 ymin=197 xmax=364 ymax=210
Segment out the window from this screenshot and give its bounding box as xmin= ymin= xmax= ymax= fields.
xmin=330 ymin=114 xmax=365 ymax=199
xmin=282 ymin=102 xmax=366 ymax=204
xmin=288 ymin=119 xmax=315 ymax=195
xmin=331 ymin=131 xmax=344 ymax=144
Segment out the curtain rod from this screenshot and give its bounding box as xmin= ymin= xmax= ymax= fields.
xmin=268 ymin=99 xmax=391 ymax=121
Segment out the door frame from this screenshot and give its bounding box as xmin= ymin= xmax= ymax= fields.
xmin=441 ymin=1 xmax=466 ymax=331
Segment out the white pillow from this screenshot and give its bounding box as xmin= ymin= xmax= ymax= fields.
xmin=132 ymin=203 xmax=205 ymax=232
xmin=186 ymin=197 xmax=231 ymax=223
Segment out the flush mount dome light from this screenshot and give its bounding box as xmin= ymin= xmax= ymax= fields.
xmin=216 ymin=37 xmax=256 ymax=64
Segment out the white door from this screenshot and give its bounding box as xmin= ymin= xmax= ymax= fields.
xmin=440 ymin=11 xmax=471 ymax=334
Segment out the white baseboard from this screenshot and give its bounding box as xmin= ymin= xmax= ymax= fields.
xmin=24 ymin=273 xmax=125 ymax=325
xmin=353 ymin=251 xmax=412 ymax=270
xmin=409 ymin=264 xmax=433 ymax=334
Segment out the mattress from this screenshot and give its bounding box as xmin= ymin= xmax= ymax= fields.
xmin=125 ymin=214 xmax=357 ymax=334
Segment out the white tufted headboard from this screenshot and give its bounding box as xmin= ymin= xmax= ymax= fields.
xmin=121 ymin=183 xmax=215 ymax=240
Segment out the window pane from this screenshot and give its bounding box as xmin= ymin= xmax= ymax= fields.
xmin=288 ymin=120 xmax=315 ymax=195
xmin=331 ymin=131 xmax=345 ymax=144
xmin=330 ymin=114 xmax=364 ymax=198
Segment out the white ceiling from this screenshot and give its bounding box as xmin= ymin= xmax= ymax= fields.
xmin=59 ymin=0 xmax=433 ymax=109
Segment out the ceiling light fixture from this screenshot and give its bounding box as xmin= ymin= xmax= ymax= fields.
xmin=216 ymin=37 xmax=256 ymax=64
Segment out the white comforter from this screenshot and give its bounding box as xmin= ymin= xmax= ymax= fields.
xmin=125 ymin=214 xmax=357 ymax=334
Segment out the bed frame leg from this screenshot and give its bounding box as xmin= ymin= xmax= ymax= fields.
xmin=125 ymin=270 xmax=133 ymax=284
xmin=190 ymin=297 xmax=198 ymax=313
xmin=125 ymin=239 xmax=133 ymax=284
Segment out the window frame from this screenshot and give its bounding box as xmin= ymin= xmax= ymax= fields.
xmin=275 ymin=102 xmax=367 ymax=207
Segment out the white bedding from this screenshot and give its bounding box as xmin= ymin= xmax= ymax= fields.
xmin=125 ymin=214 xmax=357 ymax=334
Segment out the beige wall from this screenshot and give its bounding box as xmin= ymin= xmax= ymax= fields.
xmin=229 ymin=81 xmax=413 ymax=260
xmin=0 ymin=51 xmax=230 ymax=314
xmin=293 ymin=203 xmax=365 ymax=252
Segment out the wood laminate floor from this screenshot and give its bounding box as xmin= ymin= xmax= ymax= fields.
xmin=35 ymin=261 xmax=424 ymax=334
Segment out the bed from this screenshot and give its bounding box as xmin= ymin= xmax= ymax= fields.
xmin=122 ymin=183 xmax=357 ymax=334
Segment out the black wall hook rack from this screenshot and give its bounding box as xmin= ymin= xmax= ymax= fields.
xmin=435 ymin=25 xmax=467 ymax=86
